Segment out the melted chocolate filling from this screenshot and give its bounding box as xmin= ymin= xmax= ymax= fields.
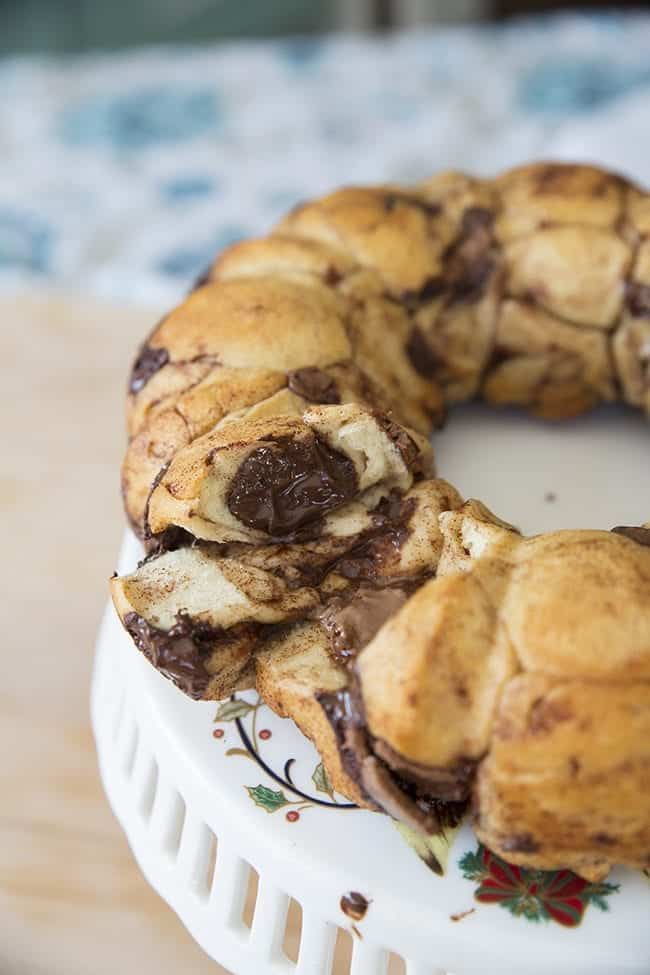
xmin=190 ymin=264 xmax=213 ymax=293
xmin=142 ymin=462 xmax=171 ymax=541
xmin=143 ymin=525 xmax=195 ymax=557
xmin=400 ymin=207 xmax=495 ymax=317
xmin=319 ymin=688 xmax=468 ymax=833
xmin=318 ymin=687 xmax=372 ymax=795
xmin=460 ymin=206 xmax=494 ymax=236
xmin=625 ymin=280 xmax=650 ymax=318
xmin=406 ymin=325 xmax=441 ymax=378
xmin=612 ymin=525 xmax=650 ymax=547
xmin=382 ymin=192 xmax=442 ymax=218
xmin=129 ymin=345 xmax=169 ymax=394
xmin=445 ymin=205 xmax=496 ymax=306
xmin=336 ymin=494 xmax=417 ymax=582
xmin=287 ymin=367 xmax=340 ymax=404
xmin=318 ymin=585 xmax=410 ymax=664
xmin=373 ymin=738 xmax=475 ymax=804
xmin=227 ymin=435 xmax=358 ymax=540
xmin=123 ymin=611 xmax=224 ymax=699
xmin=373 ymin=413 xmax=421 ymax=469
xmin=401 ymin=276 xmax=445 ymax=311
xmin=449 ymin=255 xmax=494 ymax=305
xmin=324 ymin=265 xmax=343 ymax=287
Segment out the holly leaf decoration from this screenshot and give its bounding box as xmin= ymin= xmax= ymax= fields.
xmin=246 ymin=784 xmax=289 ymax=813
xmin=584 ymin=880 xmax=620 ymax=913
xmin=214 ymin=698 xmax=254 ymax=722
xmin=312 ymin=761 xmax=334 ymax=799
xmin=395 ymin=821 xmax=460 ymax=876
xmin=458 ymin=846 xmax=489 ymax=883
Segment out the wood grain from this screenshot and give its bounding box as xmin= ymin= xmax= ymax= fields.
xmin=0 ymin=291 xmax=394 ymax=975
xmin=0 ymin=292 xmax=230 ymax=975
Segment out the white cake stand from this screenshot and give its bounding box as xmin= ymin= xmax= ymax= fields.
xmin=92 ymin=405 xmax=650 ymax=975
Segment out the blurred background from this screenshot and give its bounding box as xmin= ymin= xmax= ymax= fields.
xmin=1 ymin=1 xmax=649 ymax=50
xmin=3 ymin=2 xmax=650 ymax=303
xmin=2 ymin=3 xmax=650 ymax=975
xmin=3 ymin=3 xmax=650 ymax=305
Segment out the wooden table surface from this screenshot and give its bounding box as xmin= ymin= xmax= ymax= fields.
xmin=1 ymin=292 xmax=234 ymax=975
xmin=0 ymin=291 xmax=389 ymax=975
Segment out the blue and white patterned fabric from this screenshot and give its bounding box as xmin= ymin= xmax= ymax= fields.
xmin=2 ymin=12 xmax=650 ymax=305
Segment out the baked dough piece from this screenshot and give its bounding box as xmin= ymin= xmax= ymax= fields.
xmin=112 ymin=476 xmax=462 ymax=702
xmin=613 ymin=238 xmax=650 ymax=413
xmin=256 ymin=622 xmax=369 ymax=807
xmin=476 ymin=675 xmax=650 ymax=881
xmin=324 ymin=504 xmax=650 ymax=876
xmin=145 ymin=404 xmax=432 ymax=544
xmin=124 ymin=267 xmax=444 ymax=535
xmin=111 ymin=546 xmax=299 ymax=700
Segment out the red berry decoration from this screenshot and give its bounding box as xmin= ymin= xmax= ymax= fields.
xmin=212 ymin=728 xmax=224 ymax=739
xmin=286 ymin=810 xmax=300 ymax=822
xmin=259 ymin=729 xmax=272 ymax=740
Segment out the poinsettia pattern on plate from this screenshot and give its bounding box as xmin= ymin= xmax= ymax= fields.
xmin=459 ymin=844 xmax=620 ymax=927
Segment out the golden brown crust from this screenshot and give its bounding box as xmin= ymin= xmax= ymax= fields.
xmin=276 ymin=186 xmax=456 ymax=296
xmin=482 ymin=298 xmax=615 ymax=419
xmin=358 ymin=571 xmax=518 ymax=768
xmin=501 ymin=530 xmax=650 ymax=678
xmin=475 ymin=675 xmax=650 ymax=879
xmin=493 ymin=162 xmax=627 ymax=238
xmin=354 ymin=503 xmax=650 ymax=875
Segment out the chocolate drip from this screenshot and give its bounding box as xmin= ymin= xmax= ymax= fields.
xmin=447 ymin=208 xmax=495 ymax=306
xmin=460 ymin=206 xmax=494 ymax=236
xmin=287 ymin=367 xmax=341 ymax=404
xmin=382 ymin=192 xmax=442 ymax=218
xmin=142 ymin=461 xmax=172 ymax=541
xmin=190 ymin=264 xmax=213 ymax=293
xmin=124 ymin=612 xmax=216 ymax=699
xmin=625 ymin=280 xmax=650 ymax=318
xmin=336 ymin=494 xmax=417 ymax=582
xmin=129 ymin=345 xmax=169 ymax=394
xmin=227 ymin=435 xmax=358 ymax=540
xmin=124 ymin=611 xmax=258 ymax=700
xmin=373 ymin=413 xmax=421 ymax=468
xmin=612 ymin=525 xmax=650 ymax=547
xmin=318 ymin=688 xmax=469 ymax=834
xmin=373 ymin=739 xmax=476 ymax=804
xmin=406 ymin=325 xmax=441 ymax=378
xmin=319 ymin=586 xmax=410 ymax=664
xmin=401 ymin=276 xmax=445 ymax=311
xmin=142 ymin=525 xmax=195 ymax=557
xmin=318 ymin=688 xmax=373 ymax=797
xmin=401 ymin=207 xmax=495 ymax=320
xmin=449 ymin=255 xmax=494 ymax=305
